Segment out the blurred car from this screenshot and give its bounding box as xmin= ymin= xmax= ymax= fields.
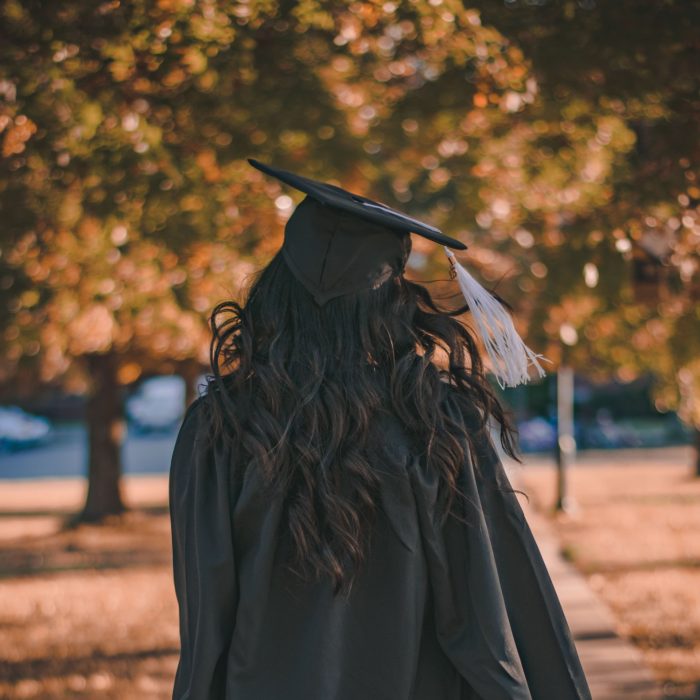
xmin=516 ymin=416 xmax=557 ymax=453
xmin=578 ymin=420 xmax=643 ymax=449
xmin=0 ymin=405 xmax=53 ymax=452
xmin=126 ymin=376 xmax=186 ymax=433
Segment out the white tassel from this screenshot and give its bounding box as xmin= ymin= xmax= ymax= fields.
xmin=444 ymin=247 xmax=548 ymax=388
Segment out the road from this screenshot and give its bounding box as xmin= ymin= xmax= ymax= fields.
xmin=0 ymin=424 xmax=179 ymax=480
xmin=0 ymin=423 xmax=692 ymax=481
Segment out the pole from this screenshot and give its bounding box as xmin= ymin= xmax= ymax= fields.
xmin=555 ymin=365 xmax=577 ymax=513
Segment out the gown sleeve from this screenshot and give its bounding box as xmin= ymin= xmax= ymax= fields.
xmin=169 ymin=396 xmax=238 ymax=700
xmin=409 ymin=394 xmax=592 ymax=700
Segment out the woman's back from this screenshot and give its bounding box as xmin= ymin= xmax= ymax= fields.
xmin=169 ymin=159 xmax=591 ymax=699
xmin=170 ymin=383 xmax=591 ymax=699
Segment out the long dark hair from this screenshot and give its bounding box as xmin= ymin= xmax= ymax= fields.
xmin=201 ymin=249 xmax=520 ymax=597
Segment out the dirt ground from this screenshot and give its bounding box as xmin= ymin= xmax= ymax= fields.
xmin=0 ymin=478 xmax=179 ymax=699
xmin=518 ymin=447 xmax=700 ymax=695
xmin=1 ymin=450 xmax=699 ymax=698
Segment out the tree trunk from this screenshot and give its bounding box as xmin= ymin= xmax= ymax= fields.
xmin=80 ymin=352 xmax=126 ymax=522
xmin=695 ymin=427 xmax=700 ymax=478
xmin=181 ymin=361 xmax=202 ymax=407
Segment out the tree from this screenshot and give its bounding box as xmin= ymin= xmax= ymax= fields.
xmin=3 ymin=1 xmax=698 ymax=522
xmin=0 ymin=1 xmax=529 ymax=518
xmin=474 ymin=0 xmax=700 ymax=470
xmin=359 ymin=0 xmax=700 ymax=469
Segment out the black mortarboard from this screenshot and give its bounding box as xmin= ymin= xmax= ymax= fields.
xmin=247 ymin=158 xmax=466 ymax=306
xmin=247 ymin=157 xmax=548 ymax=388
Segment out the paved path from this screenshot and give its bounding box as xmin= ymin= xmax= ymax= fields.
xmin=508 ymin=467 xmax=664 ymax=700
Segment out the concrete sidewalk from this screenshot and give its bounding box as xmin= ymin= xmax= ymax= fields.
xmin=509 ymin=470 xmax=664 ymax=700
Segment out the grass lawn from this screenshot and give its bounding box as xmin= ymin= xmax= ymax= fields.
xmin=518 ymin=446 xmax=700 ymax=695
xmin=0 ymin=478 xmax=178 ymax=699
xmin=1 ymin=448 xmax=698 ymax=698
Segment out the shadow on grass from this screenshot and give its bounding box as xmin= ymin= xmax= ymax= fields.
xmin=662 ymin=681 xmax=700 ymax=699
xmin=577 ymin=557 xmax=700 ymax=576
xmin=0 ymin=551 xmax=172 ymax=580
xmin=0 ymin=504 xmax=169 ymax=520
xmin=0 ymin=506 xmax=172 ymax=579
xmin=0 ymin=645 xmax=179 ymax=684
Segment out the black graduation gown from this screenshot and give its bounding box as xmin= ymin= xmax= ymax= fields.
xmin=169 ymin=389 xmax=592 ymax=700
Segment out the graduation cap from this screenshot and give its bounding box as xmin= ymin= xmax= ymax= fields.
xmin=247 ymin=157 xmax=547 ymax=387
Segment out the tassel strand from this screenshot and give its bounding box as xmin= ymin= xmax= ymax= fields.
xmin=444 ymin=247 xmax=548 ymax=388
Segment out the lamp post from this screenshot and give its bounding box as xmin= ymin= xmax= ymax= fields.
xmin=555 ymin=364 xmax=577 ymax=512
xmin=555 ymin=326 xmax=579 ymax=514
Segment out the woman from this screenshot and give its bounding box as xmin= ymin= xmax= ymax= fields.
xmin=169 ymin=160 xmax=592 ymax=699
